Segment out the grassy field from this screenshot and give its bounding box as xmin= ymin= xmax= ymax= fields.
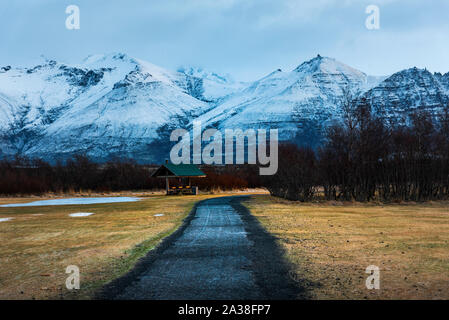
xmin=0 ymin=192 xmax=245 ymax=300
xmin=245 ymin=195 xmax=449 ymax=300
xmin=3 ymin=191 xmax=447 ymax=300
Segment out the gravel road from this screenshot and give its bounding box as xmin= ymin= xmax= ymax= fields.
xmin=100 ymin=196 xmax=304 ymax=300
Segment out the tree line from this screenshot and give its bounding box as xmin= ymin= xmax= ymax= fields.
xmin=0 ymin=156 xmax=262 ymax=195
xmin=265 ymin=99 xmax=449 ymax=202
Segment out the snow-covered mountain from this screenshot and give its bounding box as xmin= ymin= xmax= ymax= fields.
xmin=0 ymin=53 xmax=214 ymax=162
xmin=0 ymin=53 xmax=447 ymax=163
xmin=190 ymin=55 xmax=386 ymax=146
xmin=361 ymin=67 xmax=449 ymax=121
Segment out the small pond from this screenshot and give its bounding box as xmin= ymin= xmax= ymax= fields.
xmin=0 ymin=197 xmax=141 ymax=207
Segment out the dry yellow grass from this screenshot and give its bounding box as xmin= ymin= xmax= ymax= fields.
xmin=0 ymin=193 xmax=244 ymax=300
xmin=245 ymin=195 xmax=449 ymax=300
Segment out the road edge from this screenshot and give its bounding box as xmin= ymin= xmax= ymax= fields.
xmin=95 ymin=198 xmax=205 ymax=300
xmin=230 ymin=195 xmax=310 ymax=300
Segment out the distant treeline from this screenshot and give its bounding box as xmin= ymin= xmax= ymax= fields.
xmin=265 ymin=99 xmax=449 ymax=202
xmin=0 ymin=156 xmax=262 ymax=195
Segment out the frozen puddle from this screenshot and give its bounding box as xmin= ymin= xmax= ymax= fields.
xmin=0 ymin=217 xmax=14 ymax=222
xmin=0 ymin=197 xmax=141 ymax=207
xmin=69 ymin=212 xmax=95 ymax=217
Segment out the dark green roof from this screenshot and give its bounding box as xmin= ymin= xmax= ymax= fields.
xmin=151 ymin=163 xmax=206 ymax=178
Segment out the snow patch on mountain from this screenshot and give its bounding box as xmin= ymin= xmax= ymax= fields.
xmin=177 ymin=66 xmax=247 ymax=102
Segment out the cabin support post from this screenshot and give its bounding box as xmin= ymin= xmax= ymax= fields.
xmin=165 ymin=177 xmax=169 ymax=195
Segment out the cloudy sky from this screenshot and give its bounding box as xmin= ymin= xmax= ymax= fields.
xmin=1 ymin=0 xmax=448 ymax=80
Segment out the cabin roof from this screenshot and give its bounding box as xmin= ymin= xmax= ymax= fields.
xmin=151 ymin=163 xmax=206 ymax=178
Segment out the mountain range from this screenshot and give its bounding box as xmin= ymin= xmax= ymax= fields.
xmin=0 ymin=53 xmax=448 ymax=163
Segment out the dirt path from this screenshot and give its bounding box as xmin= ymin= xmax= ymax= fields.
xmin=100 ymin=196 xmax=304 ymax=300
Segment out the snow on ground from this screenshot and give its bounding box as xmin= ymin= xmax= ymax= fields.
xmin=69 ymin=212 xmax=95 ymax=217
xmin=154 ymin=214 xmax=164 ymax=217
xmin=0 ymin=218 xmax=14 ymax=222
xmin=0 ymin=197 xmax=141 ymax=207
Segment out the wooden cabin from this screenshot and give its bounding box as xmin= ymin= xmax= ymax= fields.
xmin=151 ymin=162 xmax=206 ymax=195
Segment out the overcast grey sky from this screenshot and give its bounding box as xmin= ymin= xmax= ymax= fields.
xmin=1 ymin=0 xmax=448 ymax=81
